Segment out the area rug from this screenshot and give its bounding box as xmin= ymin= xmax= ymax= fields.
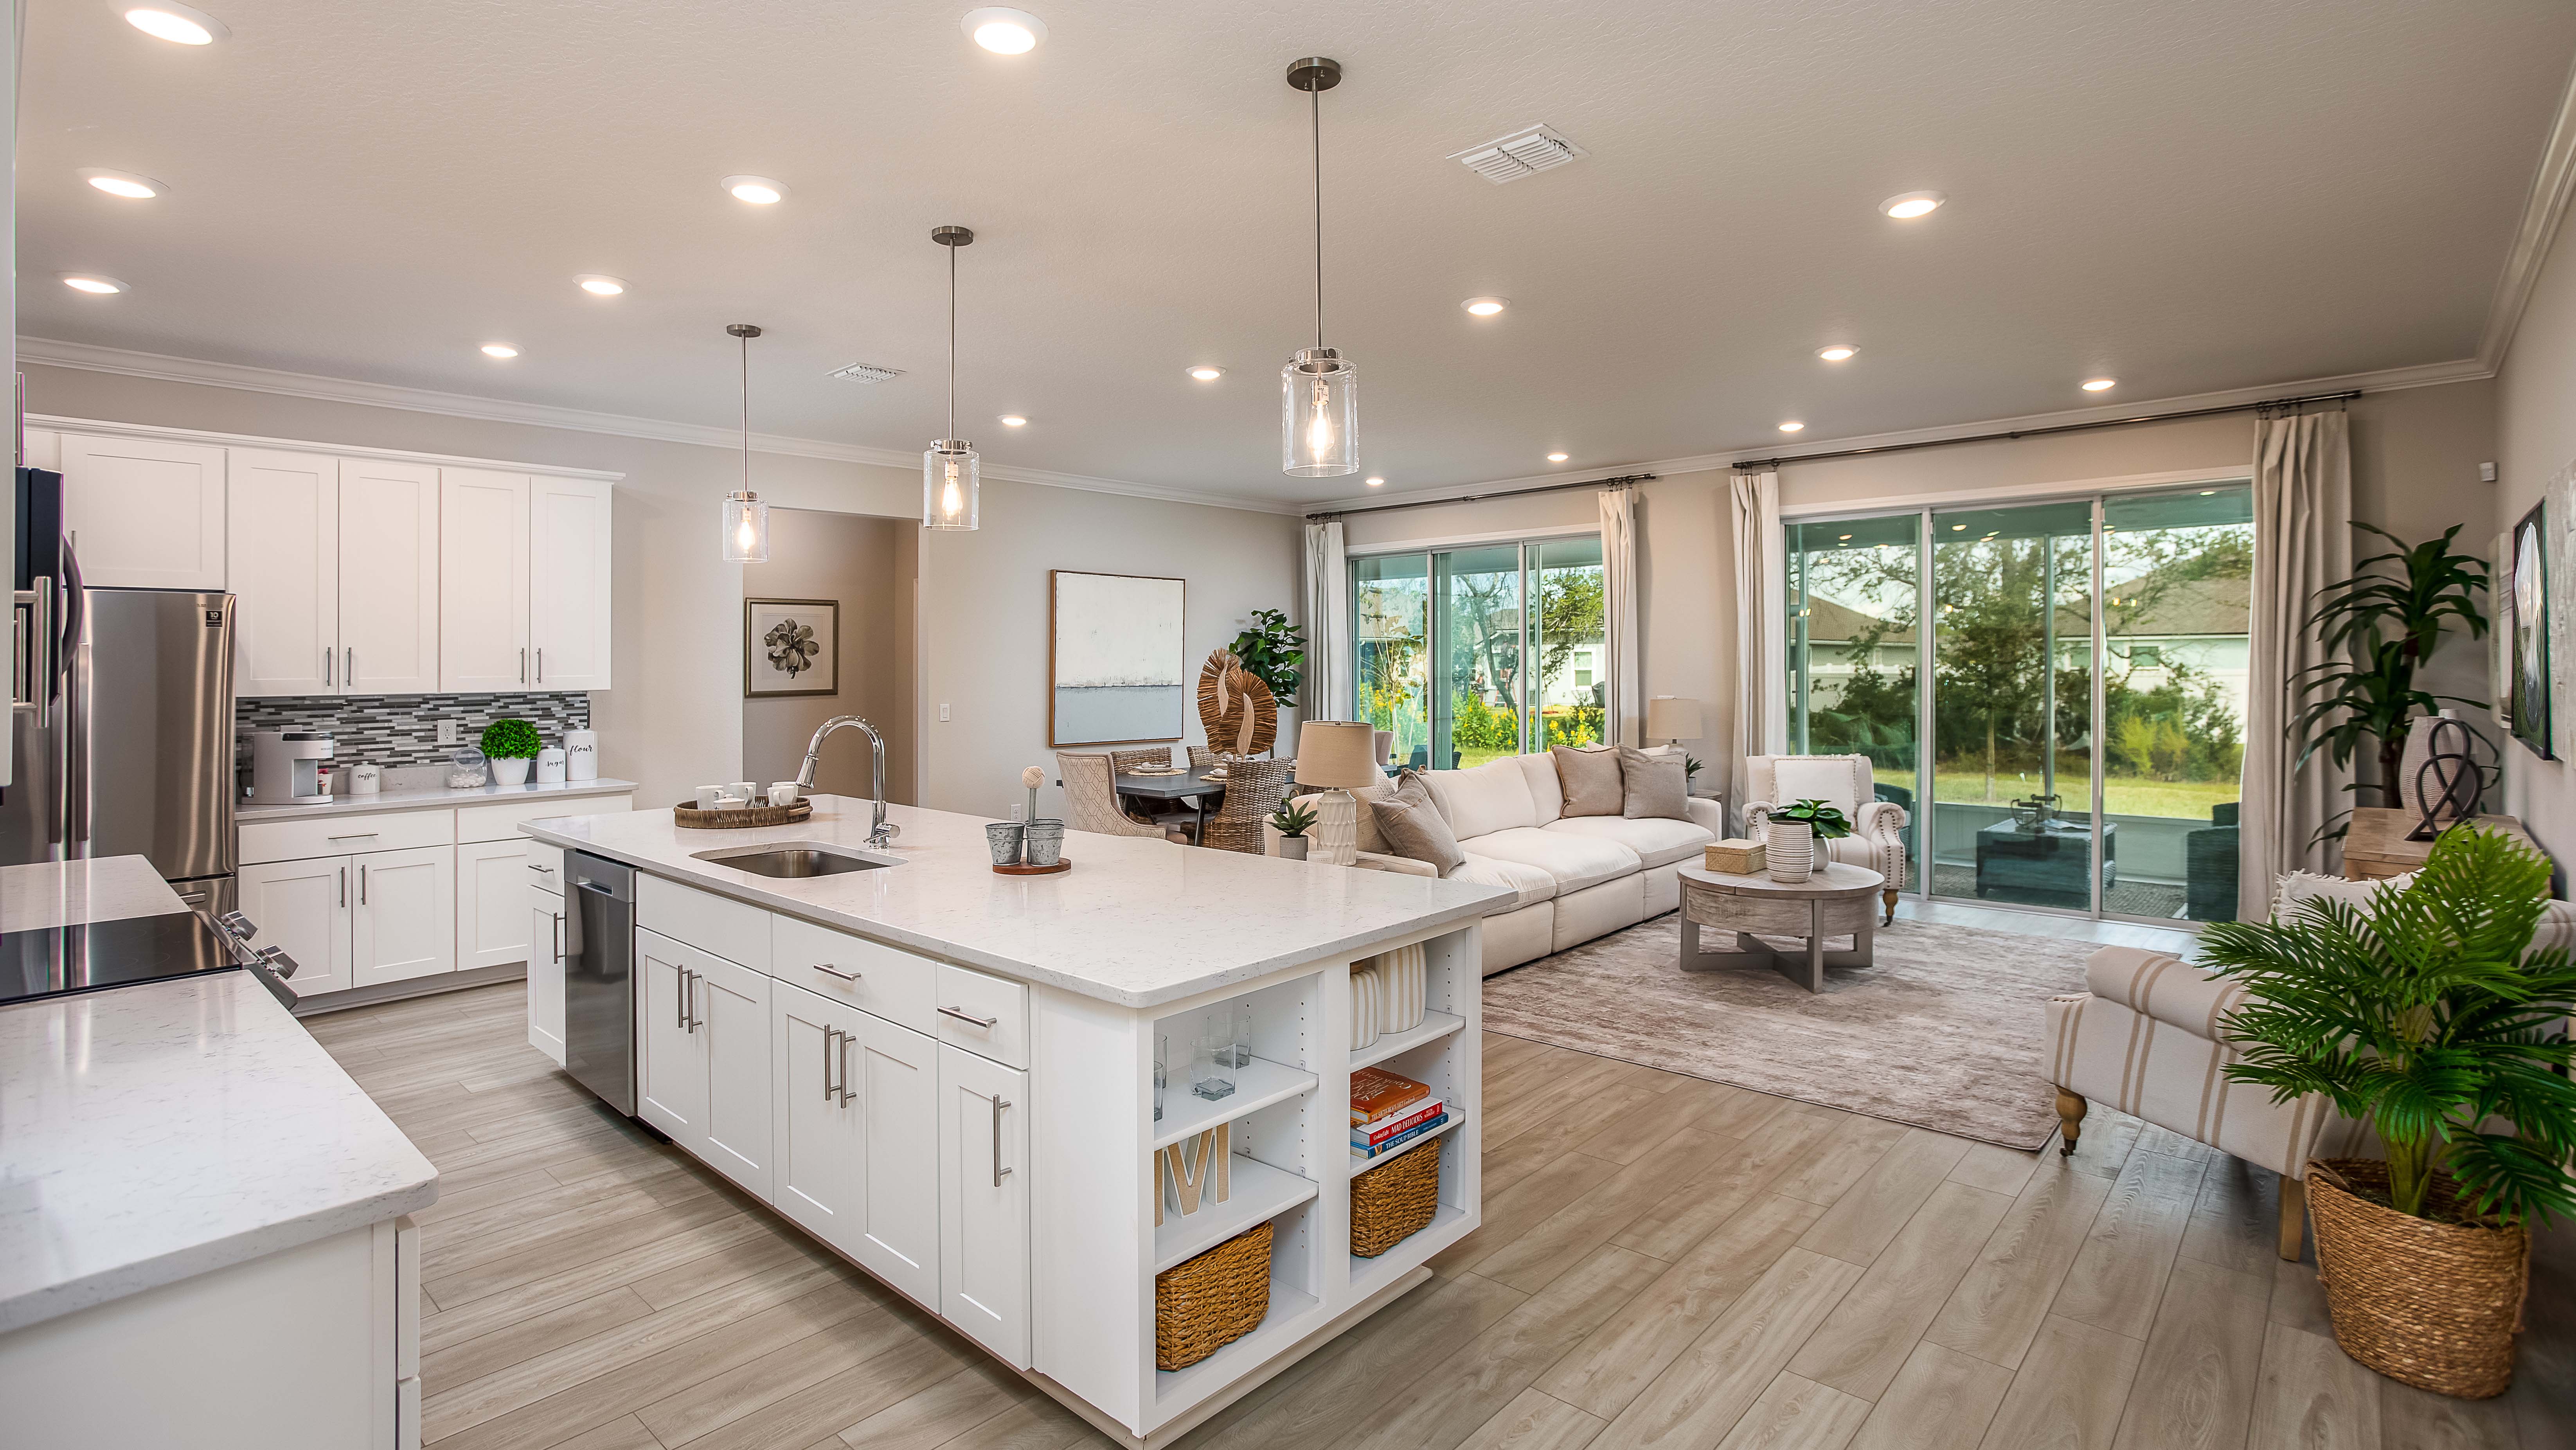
xmin=1480 ymin=916 xmax=2102 ymax=1148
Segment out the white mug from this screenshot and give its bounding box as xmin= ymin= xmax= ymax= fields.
xmin=768 ymin=782 xmax=801 ymax=808
xmin=694 ymin=786 xmax=726 ymax=810
xmin=729 ymin=781 xmax=757 ymax=803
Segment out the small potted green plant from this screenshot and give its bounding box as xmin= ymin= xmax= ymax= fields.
xmin=1771 ymin=799 xmax=1851 ymax=838
xmin=1268 ymin=798 xmax=1319 ymax=860
xmin=480 ymin=718 xmax=543 ymax=786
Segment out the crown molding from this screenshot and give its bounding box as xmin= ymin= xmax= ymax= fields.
xmin=14 ymin=336 xmax=1301 ymax=516
xmin=2478 ymin=53 xmax=2576 ymax=372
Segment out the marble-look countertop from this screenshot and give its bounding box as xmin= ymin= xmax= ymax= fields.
xmin=522 ymin=798 xmax=1509 ymax=1009
xmin=0 ymin=856 xmax=191 ymax=931
xmin=0 ymin=912 xmax=437 ymax=1333
xmin=238 ymin=777 xmax=639 ymax=823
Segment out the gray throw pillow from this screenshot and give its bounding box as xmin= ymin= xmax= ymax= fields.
xmin=1552 ymin=745 xmax=1625 ymax=817
xmin=1371 ymin=793 xmax=1466 ymax=878
xmin=1618 ymin=746 xmax=1691 ymax=820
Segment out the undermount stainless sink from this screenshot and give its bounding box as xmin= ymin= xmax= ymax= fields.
xmin=691 ymin=842 xmax=896 ymax=878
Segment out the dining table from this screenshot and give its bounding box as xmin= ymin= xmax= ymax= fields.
xmin=1054 ymin=761 xmax=1289 ymax=840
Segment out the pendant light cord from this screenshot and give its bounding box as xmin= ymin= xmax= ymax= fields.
xmin=738 ymin=330 xmax=750 ymax=492
xmin=947 ymin=243 xmax=958 ymax=440
xmin=1311 ymin=82 xmax=1324 ymax=351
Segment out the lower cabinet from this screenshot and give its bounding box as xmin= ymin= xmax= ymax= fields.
xmin=351 ymin=847 xmax=457 ymax=989
xmin=771 ymin=982 xmax=939 ymax=1305
xmin=457 ymin=839 xmax=537 ymax=971
xmin=237 ymin=856 xmax=355 ymax=997
xmin=635 ymin=929 xmax=773 ymax=1199
xmin=527 ymin=882 xmax=565 ymax=1065
xmin=939 ymin=1043 xmax=1031 ymax=1369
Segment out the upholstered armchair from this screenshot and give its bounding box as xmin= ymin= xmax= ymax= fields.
xmin=1742 ymin=754 xmax=1908 ymax=923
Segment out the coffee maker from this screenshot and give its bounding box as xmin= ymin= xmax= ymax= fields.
xmin=251 ymin=731 xmax=335 ymax=804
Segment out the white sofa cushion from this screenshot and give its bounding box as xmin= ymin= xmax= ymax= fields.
xmin=1427 ymin=758 xmax=1543 ymax=840
xmin=1512 ymin=753 xmax=1564 ymax=826
xmin=1453 ymin=853 xmax=1559 ymax=910
xmin=1462 ymin=826 xmax=1640 ymax=894
xmin=1772 ymin=757 xmax=1862 ymax=814
xmin=1543 ymin=814 xmax=1714 ymax=869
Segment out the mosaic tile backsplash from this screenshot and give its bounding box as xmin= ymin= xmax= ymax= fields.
xmin=236 ymin=692 xmax=593 ymax=777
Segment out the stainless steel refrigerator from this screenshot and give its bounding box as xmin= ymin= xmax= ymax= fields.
xmin=7 ymin=475 xmax=237 ymax=914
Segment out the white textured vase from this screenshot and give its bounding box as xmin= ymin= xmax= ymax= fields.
xmin=1311 ymin=788 xmax=1360 ymax=867
xmin=1767 ymin=820 xmax=1814 ymax=883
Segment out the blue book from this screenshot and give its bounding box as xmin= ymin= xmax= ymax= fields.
xmin=1354 ymin=1111 xmax=1449 ymax=1160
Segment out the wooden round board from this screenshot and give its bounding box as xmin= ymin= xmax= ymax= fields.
xmin=673 ymin=798 xmax=814 ymax=829
xmin=993 ymin=857 xmax=1072 ymax=875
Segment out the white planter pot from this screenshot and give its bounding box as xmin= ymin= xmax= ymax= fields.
xmin=1766 ymin=820 xmax=1814 ymax=882
xmin=1278 ymin=836 xmax=1310 ymax=860
xmin=491 ymin=757 xmax=531 ymax=786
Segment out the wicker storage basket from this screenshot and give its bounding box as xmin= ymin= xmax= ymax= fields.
xmin=1154 ymin=1222 xmax=1273 ymax=1371
xmin=1350 ymin=1138 xmax=1443 ymax=1257
xmin=2306 ymin=1158 xmax=2530 ymax=1398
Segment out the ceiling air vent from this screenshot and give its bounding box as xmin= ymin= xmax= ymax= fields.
xmin=1448 ymin=124 xmax=1587 ymax=185
xmin=829 ymin=362 xmax=906 ymax=384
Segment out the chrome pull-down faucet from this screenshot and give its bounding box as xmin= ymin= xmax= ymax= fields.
xmin=796 ymin=715 xmax=894 ymax=849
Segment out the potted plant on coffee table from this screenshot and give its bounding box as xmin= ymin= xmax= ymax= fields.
xmin=2202 ymin=826 xmax=2576 ymax=1398
xmin=1268 ymin=798 xmax=1319 ymax=860
xmin=481 ymin=718 xmax=543 ymax=786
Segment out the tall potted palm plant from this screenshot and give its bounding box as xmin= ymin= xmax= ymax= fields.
xmin=2201 ymin=827 xmax=2576 ymax=1396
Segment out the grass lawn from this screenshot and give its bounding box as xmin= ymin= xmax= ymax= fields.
xmin=1929 ymin=768 xmax=2237 ymax=821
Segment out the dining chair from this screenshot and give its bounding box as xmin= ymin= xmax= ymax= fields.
xmin=1197 ymin=758 xmax=1295 ymax=854
xmin=1112 ymin=747 xmax=1193 ymax=837
xmin=1112 ymin=747 xmax=1174 ymax=774
xmin=1187 ymin=745 xmax=1220 ymax=770
xmin=1056 ymin=753 xmax=1189 ymax=843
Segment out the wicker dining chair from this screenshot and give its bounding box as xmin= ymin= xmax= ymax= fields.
xmin=1056 ymin=753 xmax=1189 ymax=843
xmin=1197 ymin=758 xmax=1295 ymax=854
xmin=1111 ymin=747 xmax=1194 ymax=837
xmin=1187 ymin=745 xmax=1220 ymax=770
xmin=1112 ymin=747 xmax=1175 ymax=774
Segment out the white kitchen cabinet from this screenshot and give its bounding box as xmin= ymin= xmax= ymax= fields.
xmin=456 ymin=838 xmax=534 ymax=972
xmin=528 ymin=878 xmax=565 ymax=1066
xmin=772 ymin=982 xmax=939 ymax=1304
xmin=439 ymin=468 xmax=531 ymax=692
xmin=228 ymin=450 xmax=340 ymax=697
xmin=939 ymin=1043 xmax=1031 ymax=1368
xmin=351 ymin=846 xmax=455 ymax=989
xmin=636 ymin=928 xmax=775 ymax=1198
xmin=529 ymin=475 xmax=613 ymax=690
xmin=56 ymin=433 xmax=228 ymax=589
xmin=637 ymin=929 xmax=705 ymax=1144
xmin=337 ymin=459 xmax=441 ymax=696
xmin=237 ymin=855 xmax=355 ymax=998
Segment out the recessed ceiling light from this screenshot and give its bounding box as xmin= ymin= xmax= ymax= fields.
xmin=575 ymin=275 xmax=626 ymax=296
xmin=2081 ymin=377 xmax=2117 ymax=392
xmin=1462 ymin=297 xmax=1508 ymax=317
xmin=480 ymin=343 xmax=519 ymax=359
xmin=1186 ymin=365 xmax=1225 ymax=381
xmin=1366 ymin=477 xmax=1385 ymax=486
xmin=2198 ymin=489 xmax=2217 ymax=496
xmin=1547 ymin=452 xmax=1570 ymax=463
xmin=999 ymin=414 xmax=1028 ymax=427
xmin=1879 ymin=190 xmax=1945 ymax=219
xmin=1778 ymin=421 xmax=1805 ymax=433
xmin=1950 ymin=523 xmax=1966 ymax=531
xmin=121 ymin=2 xmax=227 ymax=45
xmin=61 ymin=273 xmax=128 ymax=295
xmin=1817 ymin=345 xmax=1856 ymax=362
xmin=721 ymin=175 xmax=787 ymax=205
xmin=962 ymin=7 xmax=1045 ymax=54
xmin=79 ymin=168 xmax=165 ymax=199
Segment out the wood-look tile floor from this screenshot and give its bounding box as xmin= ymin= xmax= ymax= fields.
xmin=309 ymin=977 xmax=2569 ymax=1450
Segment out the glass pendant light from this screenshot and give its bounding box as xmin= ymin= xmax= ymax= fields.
xmin=1282 ymin=56 xmax=1358 ymax=479
xmin=721 ymin=323 xmax=770 ymax=562
xmin=925 ymin=225 xmax=980 ymax=531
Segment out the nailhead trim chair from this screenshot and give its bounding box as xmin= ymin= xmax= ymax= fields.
xmin=1741 ymin=754 xmax=1909 ymax=923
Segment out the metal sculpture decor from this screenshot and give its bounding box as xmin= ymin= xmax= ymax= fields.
xmin=2406 ymin=713 xmax=2486 ymax=841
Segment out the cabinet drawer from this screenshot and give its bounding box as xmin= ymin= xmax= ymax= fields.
xmin=524 ymin=844 xmax=568 ymax=897
xmin=933 ymin=963 xmax=1028 ymax=1069
xmin=638 ymin=874 xmax=770 ymax=970
xmin=772 ymin=915 xmax=936 ymax=1034
xmin=240 ymin=808 xmax=454 ymax=865
xmin=459 ymin=794 xmax=633 ymax=844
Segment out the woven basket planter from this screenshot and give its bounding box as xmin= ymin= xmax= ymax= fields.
xmin=2306 ymin=1158 xmax=2530 ymax=1398
xmin=1154 ymin=1222 xmax=1272 ymax=1371
xmin=1350 ymin=1139 xmax=1443 ymax=1257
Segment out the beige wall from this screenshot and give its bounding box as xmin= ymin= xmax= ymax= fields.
xmin=20 ymin=363 xmax=1300 ymax=816
xmin=741 ymin=507 xmax=916 ymax=802
xmin=2498 ymin=211 xmax=2576 ymax=874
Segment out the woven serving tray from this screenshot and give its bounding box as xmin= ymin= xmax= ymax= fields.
xmin=671 ymin=799 xmax=814 ymax=829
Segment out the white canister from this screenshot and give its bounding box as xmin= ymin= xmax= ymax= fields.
xmin=535 ymin=747 xmax=567 ymax=784
xmin=563 ymin=729 xmax=599 ymax=783
xmin=1766 ymin=820 xmax=1815 ymax=883
xmin=348 ymin=763 xmax=382 ymax=795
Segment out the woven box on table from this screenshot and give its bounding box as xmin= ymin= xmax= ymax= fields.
xmin=1350 ymin=1139 xmax=1443 ymax=1257
xmin=1704 ymin=838 xmax=1764 ymax=874
xmin=1154 ymin=1222 xmax=1273 ymax=1371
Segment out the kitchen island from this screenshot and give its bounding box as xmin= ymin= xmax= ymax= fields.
xmin=520 ymin=795 xmax=1506 ymax=1448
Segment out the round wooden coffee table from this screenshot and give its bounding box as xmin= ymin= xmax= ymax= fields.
xmin=1677 ymin=861 xmax=1885 ymax=993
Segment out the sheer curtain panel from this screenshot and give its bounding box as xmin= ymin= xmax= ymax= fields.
xmin=2241 ymin=407 xmax=2353 ymax=917
xmin=1731 ymin=470 xmax=1787 ymax=823
xmin=1599 ymin=486 xmax=1642 ymax=746
xmin=1303 ymin=519 xmax=1354 ymax=722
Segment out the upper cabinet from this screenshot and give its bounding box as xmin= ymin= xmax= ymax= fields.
xmin=440 ymin=468 xmax=532 ymax=692
xmin=530 ymin=477 xmax=613 ymax=690
xmin=58 ymin=434 xmax=228 ymax=589
xmin=228 ymin=450 xmax=339 ymax=697
xmin=338 ymin=459 xmax=443 ymax=696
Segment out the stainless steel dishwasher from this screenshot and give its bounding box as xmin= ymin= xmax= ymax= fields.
xmin=562 ymin=851 xmax=638 ymax=1115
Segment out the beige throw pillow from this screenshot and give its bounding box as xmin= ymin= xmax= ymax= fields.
xmin=1552 ymin=745 xmax=1624 ymax=817
xmin=1371 ymin=791 xmax=1465 ymax=877
xmin=1618 ymin=746 xmax=1691 ymax=820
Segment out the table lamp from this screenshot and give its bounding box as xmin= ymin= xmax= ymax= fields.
xmin=1646 ymin=696 xmax=1702 ymax=747
xmin=1295 ymin=720 xmax=1378 ymax=867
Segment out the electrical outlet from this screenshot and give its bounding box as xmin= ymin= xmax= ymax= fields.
xmin=436 ymin=720 xmax=459 ymax=746
xmin=940 ymin=703 xmax=952 ymax=721
xmin=2482 ymin=461 xmax=2499 ymax=483
xmin=1011 ymin=803 xmax=1025 ymax=822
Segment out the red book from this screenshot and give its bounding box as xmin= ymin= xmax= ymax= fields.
xmin=1354 ymin=1099 xmax=1446 ymax=1146
xmin=1350 ymin=1067 xmax=1431 ymax=1127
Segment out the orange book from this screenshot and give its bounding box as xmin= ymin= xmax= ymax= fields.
xmin=1350 ymin=1067 xmax=1431 ymax=1127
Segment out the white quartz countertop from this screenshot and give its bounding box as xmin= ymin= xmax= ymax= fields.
xmin=0 ymin=856 xmax=191 ymax=931
xmin=522 ymin=798 xmax=1509 ymax=1009
xmin=238 ymin=777 xmax=639 ymax=823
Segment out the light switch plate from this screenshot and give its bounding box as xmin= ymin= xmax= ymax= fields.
xmin=436 ymin=721 xmax=459 ymax=745
xmin=940 ymin=703 xmax=952 ymax=721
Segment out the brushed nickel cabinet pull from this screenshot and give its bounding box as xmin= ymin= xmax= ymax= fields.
xmin=338 ymin=866 xmax=347 ymax=908
xmin=821 ymin=1026 xmax=840 ymax=1101
xmin=674 ymin=964 xmax=687 ymax=1029
xmin=837 ymin=1029 xmax=856 ymax=1105
xmin=811 ymin=962 xmax=860 ymax=982
xmin=938 ymin=1005 xmax=998 ymax=1029
xmin=991 ymin=1095 xmax=1013 ymax=1186
xmin=325 ymin=647 xmax=333 ymax=687
xmin=359 ymin=863 xmax=368 ymax=905
xmin=519 ymin=648 xmax=527 ymax=685
xmin=537 ymin=647 xmax=544 ymax=684
xmin=551 ymin=912 xmax=563 ymax=963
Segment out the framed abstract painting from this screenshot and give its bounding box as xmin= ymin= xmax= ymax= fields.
xmin=1050 ymin=570 xmax=1186 ymax=746
xmin=2510 ymin=501 xmax=2552 ymax=758
xmin=746 ymin=598 xmax=840 ymax=698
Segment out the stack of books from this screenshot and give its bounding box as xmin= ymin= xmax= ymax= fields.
xmin=1351 ymin=1066 xmax=1448 ymax=1160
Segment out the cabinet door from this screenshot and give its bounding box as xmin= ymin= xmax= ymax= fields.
xmin=227 ymin=450 xmax=339 ymax=697
xmin=939 ymin=1044 xmax=1030 ymax=1367
xmin=337 ymin=459 xmax=441 ymax=695
xmin=56 ymin=433 xmax=227 ymax=589
xmin=695 ymin=952 xmax=774 ymax=1199
xmin=857 ymin=1013 xmax=941 ymax=1304
xmin=237 ymin=855 xmax=353 ymax=997
xmin=439 ymin=468 xmax=530 ymax=692
xmin=637 ymin=929 xmax=708 ymax=1149
xmin=528 ymin=888 xmax=565 ymax=1066
xmin=351 ymin=846 xmax=455 ymax=988
xmin=455 ymin=838 xmax=534 ymax=971
xmin=771 ymin=984 xmax=866 ymax=1254
xmin=529 ymin=476 xmax=612 ymax=690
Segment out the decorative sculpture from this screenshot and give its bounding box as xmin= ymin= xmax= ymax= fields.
xmin=2405 ymin=714 xmax=2486 ymax=841
xmin=1195 ymin=649 xmax=1277 ymax=758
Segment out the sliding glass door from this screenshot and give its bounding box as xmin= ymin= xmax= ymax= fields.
xmin=1352 ymin=535 xmax=1606 ymax=771
xmin=1784 ymin=485 xmax=2252 ymax=923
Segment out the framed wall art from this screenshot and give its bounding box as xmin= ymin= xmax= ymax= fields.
xmin=2510 ymin=501 xmax=2552 ymax=758
xmin=1050 ymin=570 xmax=1186 ymax=746
xmin=746 ymin=598 xmax=840 ymax=698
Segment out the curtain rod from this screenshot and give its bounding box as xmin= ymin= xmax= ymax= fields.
xmin=1726 ymin=389 xmax=2362 ymax=473
xmin=1307 ymin=472 xmax=1653 ymax=522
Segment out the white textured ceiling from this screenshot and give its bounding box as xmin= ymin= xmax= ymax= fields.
xmin=18 ymin=0 xmax=2576 ymax=506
